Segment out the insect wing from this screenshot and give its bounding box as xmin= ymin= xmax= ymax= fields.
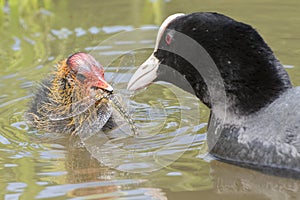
xmin=76 ymin=101 xmax=113 ymax=140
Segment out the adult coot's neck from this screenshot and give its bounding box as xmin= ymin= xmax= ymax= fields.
xmin=155 ymin=12 xmax=292 ymax=115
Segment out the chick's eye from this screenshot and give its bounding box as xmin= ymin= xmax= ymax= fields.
xmin=77 ymin=73 xmax=87 ymax=82
xmin=165 ymin=33 xmax=172 ymax=45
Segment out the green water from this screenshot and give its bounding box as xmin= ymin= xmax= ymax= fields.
xmin=1 ymin=0 xmax=300 ymax=199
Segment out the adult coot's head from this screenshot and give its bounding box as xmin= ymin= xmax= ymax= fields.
xmin=127 ymin=12 xmax=292 ymax=115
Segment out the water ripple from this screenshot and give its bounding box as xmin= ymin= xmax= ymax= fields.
xmin=35 ymin=179 xmax=147 ymax=199
xmin=0 ymin=95 xmax=32 ymax=108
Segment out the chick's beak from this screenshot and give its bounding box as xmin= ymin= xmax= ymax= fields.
xmin=127 ymin=53 xmax=160 ymax=91
xmin=88 ymin=65 xmax=113 ymax=93
xmin=96 ymin=79 xmax=114 ymax=93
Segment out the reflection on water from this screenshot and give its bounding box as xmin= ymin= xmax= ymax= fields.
xmin=1 ymin=0 xmax=300 ymax=199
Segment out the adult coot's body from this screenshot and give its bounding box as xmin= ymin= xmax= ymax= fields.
xmin=127 ymin=13 xmax=300 ymax=175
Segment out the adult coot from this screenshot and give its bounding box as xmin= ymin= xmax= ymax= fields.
xmin=127 ymin=12 xmax=300 ymax=175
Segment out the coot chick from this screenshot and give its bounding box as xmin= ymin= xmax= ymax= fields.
xmin=127 ymin=13 xmax=300 ymax=175
xmin=27 ymin=52 xmax=116 ymax=136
